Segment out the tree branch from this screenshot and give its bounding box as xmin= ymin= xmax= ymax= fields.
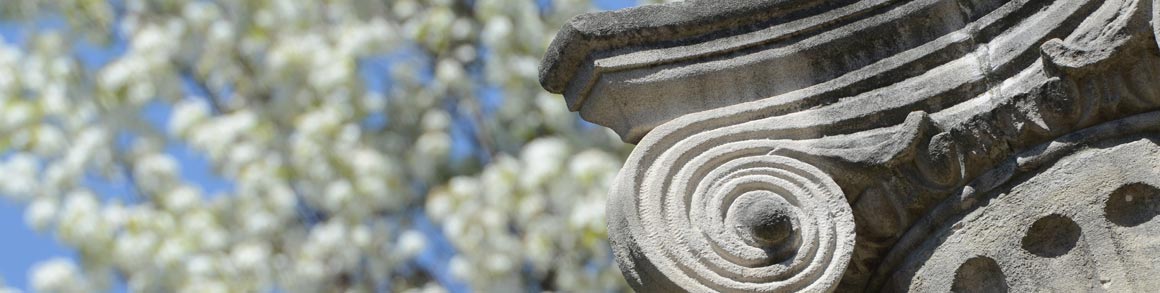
xmin=177 ymin=64 xmax=227 ymax=114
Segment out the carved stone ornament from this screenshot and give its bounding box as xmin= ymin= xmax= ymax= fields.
xmin=540 ymin=0 xmax=1160 ymax=291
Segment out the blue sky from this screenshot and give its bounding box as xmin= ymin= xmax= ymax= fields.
xmin=0 ymin=0 xmax=637 ymax=291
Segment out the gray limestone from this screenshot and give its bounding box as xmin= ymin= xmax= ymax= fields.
xmin=540 ymin=0 xmax=1160 ymax=291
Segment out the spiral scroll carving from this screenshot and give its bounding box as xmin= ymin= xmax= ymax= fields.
xmin=1154 ymin=0 xmax=1159 ymax=51
xmin=608 ymin=148 xmax=855 ymax=292
xmin=542 ymin=0 xmax=1160 ymax=290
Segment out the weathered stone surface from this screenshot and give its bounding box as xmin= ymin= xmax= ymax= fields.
xmin=540 ymin=0 xmax=1160 ymax=291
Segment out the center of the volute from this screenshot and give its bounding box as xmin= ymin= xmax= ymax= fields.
xmin=731 ymin=194 xmax=797 ymax=248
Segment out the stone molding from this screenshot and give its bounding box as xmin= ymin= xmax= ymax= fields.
xmin=541 ymin=0 xmax=1160 ymax=291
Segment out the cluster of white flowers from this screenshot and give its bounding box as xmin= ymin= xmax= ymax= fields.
xmin=427 ymin=137 xmax=626 ymax=291
xmin=0 ymin=0 xmax=641 ymax=291
xmin=30 ymin=258 xmax=89 ymax=293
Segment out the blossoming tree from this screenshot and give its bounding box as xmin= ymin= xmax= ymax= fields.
xmin=0 ymin=0 xmax=672 ymax=291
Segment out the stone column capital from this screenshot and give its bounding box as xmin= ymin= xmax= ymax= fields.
xmin=542 ymin=0 xmax=1160 ymax=291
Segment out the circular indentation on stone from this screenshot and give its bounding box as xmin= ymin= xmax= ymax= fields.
xmin=951 ymin=256 xmax=1008 ymax=293
xmin=951 ymin=254 xmax=1006 ymax=293
xmin=1104 ymin=183 xmax=1160 ymax=227
xmin=731 ymin=194 xmax=797 ymax=248
xmin=1021 ymin=214 xmax=1080 ymax=258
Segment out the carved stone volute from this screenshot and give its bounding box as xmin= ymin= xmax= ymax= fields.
xmin=541 ymin=0 xmax=1160 ymax=291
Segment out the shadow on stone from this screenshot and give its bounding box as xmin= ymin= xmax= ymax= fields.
xmin=1020 ymin=214 xmax=1080 ymax=258
xmin=951 ymin=256 xmax=1008 ymax=293
xmin=1104 ymin=183 xmax=1160 ymax=227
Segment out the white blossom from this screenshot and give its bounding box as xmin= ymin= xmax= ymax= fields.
xmin=24 ymin=197 xmax=57 ymax=231
xmin=421 ymin=110 xmax=452 ymax=131
xmin=182 ymin=2 xmax=221 ymax=27
xmin=169 ymin=99 xmax=210 ymax=138
xmin=397 ymin=229 xmax=427 ymax=258
xmin=415 ymin=131 xmax=452 ymax=159
xmin=435 ymin=59 xmax=465 ymax=85
xmin=154 ymin=238 xmax=193 ymax=269
xmin=520 ymin=137 xmax=570 ymax=188
xmin=32 ymin=124 xmax=67 ymax=157
xmin=134 ymin=153 xmax=180 ymax=193
xmin=161 ymin=185 xmax=201 ymax=213
xmin=231 ymin=241 xmax=271 ymax=275
xmin=0 ymin=153 xmax=40 ymax=201
xmin=114 ymin=230 xmax=159 ymax=271
xmin=0 ymin=101 xmax=35 ymax=131
xmin=30 ymin=258 xmax=86 ymax=293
